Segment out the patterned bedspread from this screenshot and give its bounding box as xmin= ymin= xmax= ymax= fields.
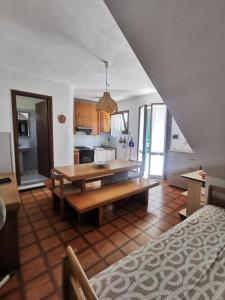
xmin=90 ymin=205 xmax=225 ymax=299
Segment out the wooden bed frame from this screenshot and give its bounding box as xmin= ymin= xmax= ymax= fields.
xmin=208 ymin=185 xmax=225 ymax=208
xmin=63 ymin=185 xmax=225 ymax=300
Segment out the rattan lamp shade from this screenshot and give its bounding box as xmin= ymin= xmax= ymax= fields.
xmin=96 ymin=92 xmax=118 ymax=113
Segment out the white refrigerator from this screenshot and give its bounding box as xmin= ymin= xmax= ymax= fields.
xmin=0 ymin=132 xmax=13 ymax=173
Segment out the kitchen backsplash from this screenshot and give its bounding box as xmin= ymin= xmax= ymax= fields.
xmin=74 ymin=132 xmax=108 ymax=147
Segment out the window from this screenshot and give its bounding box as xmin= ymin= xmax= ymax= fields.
xmin=111 ymin=111 xmax=129 ymax=137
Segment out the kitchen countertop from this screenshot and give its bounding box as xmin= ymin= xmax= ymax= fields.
xmin=94 ymin=146 xmax=115 ymax=150
xmin=74 ymin=146 xmax=115 ymax=150
xmin=0 ymin=173 xmax=20 ymax=211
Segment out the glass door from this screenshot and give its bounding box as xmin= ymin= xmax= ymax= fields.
xmin=149 ymin=104 xmax=167 ymax=179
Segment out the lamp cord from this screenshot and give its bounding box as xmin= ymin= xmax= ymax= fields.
xmin=104 ymin=61 xmax=110 ymax=92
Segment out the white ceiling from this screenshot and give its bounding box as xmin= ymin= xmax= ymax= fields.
xmin=0 ymin=0 xmax=156 ymax=101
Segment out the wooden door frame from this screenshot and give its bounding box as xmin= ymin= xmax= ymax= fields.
xmin=164 ymin=110 xmax=172 ymax=179
xmin=11 ymin=90 xmax=54 ymax=185
xmin=137 ymin=105 xmax=147 ymax=161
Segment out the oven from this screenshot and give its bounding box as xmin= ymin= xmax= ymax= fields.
xmin=75 ymin=147 xmax=94 ymax=164
xmin=79 ymin=149 xmax=94 ymax=164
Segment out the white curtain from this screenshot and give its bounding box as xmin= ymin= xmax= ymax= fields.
xmin=151 ymin=105 xmax=167 ymax=153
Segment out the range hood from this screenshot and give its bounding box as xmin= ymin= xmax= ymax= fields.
xmin=76 ymin=127 xmax=92 ymax=134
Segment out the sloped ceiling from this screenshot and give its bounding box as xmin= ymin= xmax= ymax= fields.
xmin=104 ymin=0 xmax=225 ymax=179
xmin=0 ymin=0 xmax=156 ymax=101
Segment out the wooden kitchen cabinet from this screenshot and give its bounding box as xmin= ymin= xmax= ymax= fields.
xmin=75 ymin=102 xmax=92 ymax=129
xmin=74 ymin=101 xmax=99 ymax=135
xmin=99 ymin=111 xmax=111 ymax=133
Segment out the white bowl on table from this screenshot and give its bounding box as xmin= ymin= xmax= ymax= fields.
xmin=93 ymin=161 xmax=109 ymax=168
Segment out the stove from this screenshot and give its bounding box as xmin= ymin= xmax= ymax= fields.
xmin=75 ymin=146 xmax=94 ymax=164
xmin=75 ymin=146 xmax=93 ymax=150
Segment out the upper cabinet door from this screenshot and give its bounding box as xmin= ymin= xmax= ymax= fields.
xmin=75 ymin=102 xmax=92 ymax=128
xmin=74 ymin=101 xmax=100 ymax=135
xmin=90 ymin=104 xmax=99 ymax=136
xmin=99 ymin=111 xmax=111 ymax=133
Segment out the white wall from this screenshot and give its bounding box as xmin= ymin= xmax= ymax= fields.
xmin=105 ymin=0 xmax=225 ymax=179
xmin=16 ymin=96 xmax=44 ymax=110
xmin=110 ymin=93 xmax=163 ymax=160
xmin=170 ymin=119 xmax=193 ymax=153
xmin=0 ymin=69 xmax=74 ymax=169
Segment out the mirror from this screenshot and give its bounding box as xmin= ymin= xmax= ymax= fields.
xmin=17 ymin=112 xmax=30 ymax=136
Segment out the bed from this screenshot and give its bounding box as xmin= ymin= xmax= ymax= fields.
xmin=63 ymin=185 xmax=225 ymax=300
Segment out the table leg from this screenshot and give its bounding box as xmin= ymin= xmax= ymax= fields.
xmin=186 ymin=179 xmax=202 ymax=216
xmin=98 ymin=207 xmax=104 ymax=226
xmin=72 ymin=180 xmax=86 ymax=191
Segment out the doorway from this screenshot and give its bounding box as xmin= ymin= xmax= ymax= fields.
xmin=11 ymin=90 xmax=53 ymax=187
xmin=138 ymin=103 xmax=167 ymax=179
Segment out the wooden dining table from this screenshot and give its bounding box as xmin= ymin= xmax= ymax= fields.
xmin=54 ymin=159 xmax=141 ymax=190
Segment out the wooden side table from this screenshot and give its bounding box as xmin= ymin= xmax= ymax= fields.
xmin=179 ymin=170 xmax=205 ymax=218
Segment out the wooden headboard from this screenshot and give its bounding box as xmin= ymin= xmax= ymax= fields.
xmin=208 ymin=185 xmax=225 ymax=209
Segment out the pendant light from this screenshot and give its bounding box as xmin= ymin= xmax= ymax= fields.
xmin=96 ymin=60 xmax=118 ymax=113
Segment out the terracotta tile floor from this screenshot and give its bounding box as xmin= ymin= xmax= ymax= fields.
xmin=0 ymin=182 xmax=186 ymax=300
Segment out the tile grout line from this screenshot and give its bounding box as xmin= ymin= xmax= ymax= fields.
xmin=30 ymin=188 xmax=68 ymax=297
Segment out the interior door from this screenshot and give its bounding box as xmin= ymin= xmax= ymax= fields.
xmin=36 ymin=101 xmax=50 ymax=177
xmin=149 ymin=104 xmax=167 ymax=179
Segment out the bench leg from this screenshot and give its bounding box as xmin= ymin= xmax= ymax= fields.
xmin=52 ymin=193 xmax=58 ymax=211
xmin=98 ymin=207 xmax=104 ymax=226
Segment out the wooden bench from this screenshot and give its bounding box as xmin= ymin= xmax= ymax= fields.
xmin=65 ymin=178 xmax=159 ymax=226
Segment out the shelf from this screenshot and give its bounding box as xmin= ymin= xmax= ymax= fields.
xmin=181 ymin=191 xmax=188 ymax=197
xmin=179 ymin=200 xmax=205 ymax=219
xmin=181 ymin=187 xmax=205 ymax=197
